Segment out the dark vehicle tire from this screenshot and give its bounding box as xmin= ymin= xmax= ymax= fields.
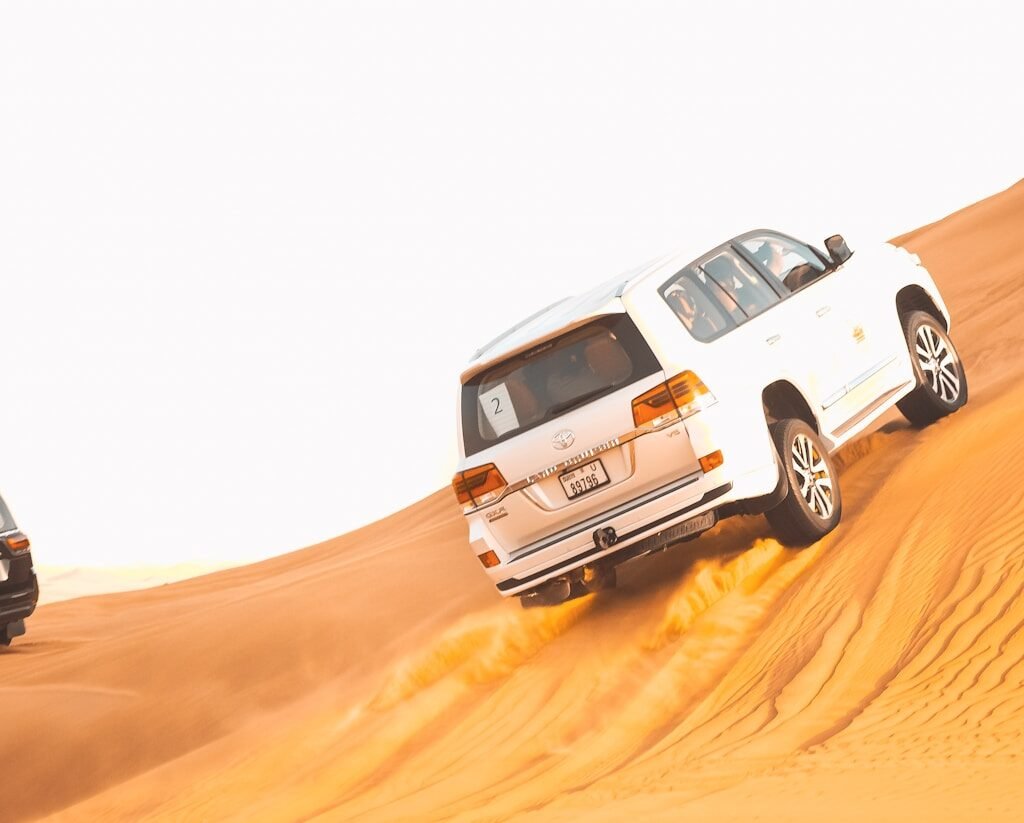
xmin=764 ymin=419 xmax=842 ymax=546
xmin=896 ymin=310 xmax=968 ymax=427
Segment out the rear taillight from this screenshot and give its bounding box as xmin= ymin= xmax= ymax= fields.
xmin=632 ymin=370 xmax=714 ymax=428
xmin=452 ymin=463 xmax=507 ymax=511
xmin=3 ymin=531 xmax=30 ymax=555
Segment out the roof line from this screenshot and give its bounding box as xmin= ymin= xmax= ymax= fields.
xmin=469 ymin=296 xmax=571 ymax=361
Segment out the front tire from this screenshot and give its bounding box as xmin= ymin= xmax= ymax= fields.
xmin=764 ymin=419 xmax=842 ymax=546
xmin=896 ymin=310 xmax=968 ymax=427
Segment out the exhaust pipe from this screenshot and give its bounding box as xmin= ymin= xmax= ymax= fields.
xmin=593 ymin=526 xmax=617 ymax=550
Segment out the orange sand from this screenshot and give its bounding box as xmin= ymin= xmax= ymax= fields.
xmin=4 ymin=181 xmax=1024 ymax=822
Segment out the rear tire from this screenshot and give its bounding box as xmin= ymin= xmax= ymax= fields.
xmin=764 ymin=419 xmax=842 ymax=546
xmin=0 ymin=620 xmax=25 ymax=646
xmin=896 ymin=310 xmax=968 ymax=427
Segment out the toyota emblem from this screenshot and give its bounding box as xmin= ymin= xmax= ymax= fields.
xmin=552 ymin=429 xmax=575 ymax=450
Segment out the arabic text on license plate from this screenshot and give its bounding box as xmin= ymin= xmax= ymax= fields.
xmin=559 ymin=460 xmax=609 ymax=499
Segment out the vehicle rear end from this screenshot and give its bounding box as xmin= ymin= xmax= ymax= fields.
xmin=0 ymin=495 xmax=39 ymax=645
xmin=453 ymin=298 xmax=731 ymax=602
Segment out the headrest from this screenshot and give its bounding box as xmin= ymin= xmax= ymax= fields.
xmin=583 ymin=335 xmax=632 ymax=384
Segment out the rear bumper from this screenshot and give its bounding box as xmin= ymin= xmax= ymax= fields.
xmin=496 ymin=482 xmax=732 ymax=592
xmin=0 ymin=575 xmax=38 ymax=624
xmin=0 ymin=551 xmax=39 ymax=625
xmin=480 ymin=454 xmax=780 ymax=597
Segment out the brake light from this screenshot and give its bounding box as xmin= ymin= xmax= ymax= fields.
xmin=632 ymin=370 xmax=713 ymax=428
xmin=452 ymin=463 xmax=507 ymax=511
xmin=3 ymin=531 xmax=30 ymax=555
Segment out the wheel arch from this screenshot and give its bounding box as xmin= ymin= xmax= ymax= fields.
xmin=762 ymin=380 xmax=819 ymax=434
xmin=896 ymin=285 xmax=947 ymax=331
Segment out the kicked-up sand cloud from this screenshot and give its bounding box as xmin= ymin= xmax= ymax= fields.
xmin=3 ymin=181 xmax=1024 ymax=821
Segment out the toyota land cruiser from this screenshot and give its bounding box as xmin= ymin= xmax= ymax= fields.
xmin=452 ymin=230 xmax=966 ymax=606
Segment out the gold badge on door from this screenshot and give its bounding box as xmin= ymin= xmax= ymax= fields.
xmin=852 ymin=325 xmax=866 ymax=344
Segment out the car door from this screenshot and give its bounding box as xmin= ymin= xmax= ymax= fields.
xmin=690 ymin=248 xmax=812 ymax=405
xmin=736 ymin=232 xmax=869 ymax=434
xmin=821 ymin=248 xmax=908 ymax=417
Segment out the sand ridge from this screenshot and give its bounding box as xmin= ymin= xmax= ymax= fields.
xmin=4 ymin=180 xmax=1024 ymax=821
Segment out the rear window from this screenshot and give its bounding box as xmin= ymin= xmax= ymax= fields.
xmin=461 ymin=314 xmax=661 ymax=456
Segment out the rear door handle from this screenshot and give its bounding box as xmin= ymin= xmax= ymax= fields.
xmin=766 ymin=334 xmax=782 ymax=345
xmin=816 ymin=305 xmax=831 ymax=317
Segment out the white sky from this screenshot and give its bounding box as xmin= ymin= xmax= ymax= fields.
xmin=1 ymin=1 xmax=1021 ymax=567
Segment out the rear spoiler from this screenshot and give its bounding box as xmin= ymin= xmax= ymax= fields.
xmin=469 ymin=297 xmax=571 ymax=363
xmin=460 ymin=304 xmax=627 ymax=385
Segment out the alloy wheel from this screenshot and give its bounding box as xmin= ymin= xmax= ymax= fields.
xmin=915 ymin=325 xmax=961 ymax=403
xmin=791 ymin=433 xmax=834 ymax=519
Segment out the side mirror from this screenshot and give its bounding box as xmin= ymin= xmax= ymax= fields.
xmin=825 ymin=234 xmax=853 ymax=265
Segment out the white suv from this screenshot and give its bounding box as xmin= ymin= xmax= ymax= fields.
xmin=452 ymin=230 xmax=966 ymax=606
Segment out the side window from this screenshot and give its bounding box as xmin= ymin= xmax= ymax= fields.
xmin=661 ymin=267 xmax=734 ymax=342
xmin=700 ymin=251 xmax=779 ymax=318
xmin=740 ymin=234 xmax=827 ymax=294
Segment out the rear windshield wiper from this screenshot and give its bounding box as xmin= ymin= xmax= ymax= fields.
xmin=548 ymin=388 xmax=608 ymax=418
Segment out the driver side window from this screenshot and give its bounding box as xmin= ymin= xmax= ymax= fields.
xmin=740 ymin=234 xmax=827 ymax=295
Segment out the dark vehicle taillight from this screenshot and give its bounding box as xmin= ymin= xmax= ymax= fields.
xmin=3 ymin=531 xmax=30 ymax=554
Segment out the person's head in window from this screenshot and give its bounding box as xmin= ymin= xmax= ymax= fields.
xmin=750 ymin=238 xmax=782 ymax=272
xmin=544 ymin=334 xmax=625 ymax=405
xmin=583 ymin=334 xmax=631 ymax=384
xmin=704 ymin=257 xmax=762 ymax=315
xmin=666 ymin=285 xmax=725 ymax=339
xmin=666 ymin=287 xmax=699 ymax=330
xmin=764 ymin=240 xmax=787 ymax=276
xmin=743 ymin=235 xmax=826 ymax=293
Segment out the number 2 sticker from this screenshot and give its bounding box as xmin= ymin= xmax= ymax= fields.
xmin=479 ymin=383 xmax=519 ymax=436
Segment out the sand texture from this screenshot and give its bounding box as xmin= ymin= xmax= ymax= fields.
xmin=4 ymin=181 xmax=1024 ymax=821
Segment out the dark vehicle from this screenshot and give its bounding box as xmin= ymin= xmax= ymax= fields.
xmin=0 ymin=494 xmax=38 ymax=646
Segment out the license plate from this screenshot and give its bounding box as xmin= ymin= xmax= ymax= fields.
xmin=559 ymin=459 xmax=610 ymax=499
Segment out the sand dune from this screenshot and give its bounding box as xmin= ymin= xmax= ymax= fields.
xmin=35 ymin=564 xmax=234 ymax=606
xmin=5 ymin=181 xmax=1024 ymax=821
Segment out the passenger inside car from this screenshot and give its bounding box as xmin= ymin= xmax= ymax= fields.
xmin=583 ymin=334 xmax=632 ymax=385
xmin=545 ymin=331 xmax=631 ymax=407
xmin=743 ymin=235 xmax=827 ymax=293
xmin=505 ymin=373 xmax=542 ymax=424
xmin=665 ymin=283 xmax=726 ymax=340
xmin=702 ymin=253 xmax=778 ymax=317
